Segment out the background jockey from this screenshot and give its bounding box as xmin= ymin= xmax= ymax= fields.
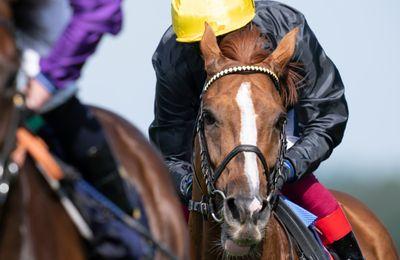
xmin=149 ymin=0 xmax=363 ymax=258
xmin=14 ymin=0 xmax=132 ymax=214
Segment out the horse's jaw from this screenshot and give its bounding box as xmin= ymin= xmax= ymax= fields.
xmin=224 ymin=239 xmax=251 ymax=256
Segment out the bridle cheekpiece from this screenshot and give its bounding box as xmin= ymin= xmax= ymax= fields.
xmin=189 ymin=65 xmax=287 ymax=223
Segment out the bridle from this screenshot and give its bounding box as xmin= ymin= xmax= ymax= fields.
xmin=189 ymin=65 xmax=287 ymax=223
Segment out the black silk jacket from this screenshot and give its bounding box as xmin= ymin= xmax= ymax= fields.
xmin=149 ymin=0 xmax=348 ymax=182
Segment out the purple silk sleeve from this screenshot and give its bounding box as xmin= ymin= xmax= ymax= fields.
xmin=39 ymin=0 xmax=123 ymax=90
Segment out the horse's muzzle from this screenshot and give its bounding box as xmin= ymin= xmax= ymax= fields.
xmin=221 ymin=196 xmax=271 ymax=255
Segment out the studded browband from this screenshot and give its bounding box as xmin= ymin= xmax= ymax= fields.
xmin=203 ymin=65 xmax=280 ymax=94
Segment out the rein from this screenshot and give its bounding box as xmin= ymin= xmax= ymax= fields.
xmin=189 ymin=65 xmax=288 ymax=222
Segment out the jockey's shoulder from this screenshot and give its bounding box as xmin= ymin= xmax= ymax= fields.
xmin=255 ymin=0 xmax=306 ymax=25
xmin=153 ymin=27 xmax=201 ymax=74
xmin=256 ymin=0 xmax=305 ymax=17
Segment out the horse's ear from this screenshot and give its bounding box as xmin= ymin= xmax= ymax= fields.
xmin=264 ymin=27 xmax=299 ymax=76
xmin=200 ymin=23 xmax=226 ymax=74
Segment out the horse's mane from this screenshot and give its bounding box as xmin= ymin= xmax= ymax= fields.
xmin=11 ymin=0 xmax=48 ymax=37
xmin=219 ymin=24 xmax=305 ymax=106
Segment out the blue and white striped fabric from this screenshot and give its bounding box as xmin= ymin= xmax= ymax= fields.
xmin=281 ymin=197 xmax=317 ymax=227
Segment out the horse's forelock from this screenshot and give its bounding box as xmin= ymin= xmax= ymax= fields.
xmin=219 ymin=24 xmax=306 ymax=107
xmin=220 ymin=24 xmax=271 ymax=65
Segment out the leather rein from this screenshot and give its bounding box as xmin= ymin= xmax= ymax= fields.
xmin=189 ymin=65 xmax=288 ymax=222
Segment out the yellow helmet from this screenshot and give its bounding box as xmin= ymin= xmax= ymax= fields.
xmin=172 ymin=0 xmax=256 ymax=43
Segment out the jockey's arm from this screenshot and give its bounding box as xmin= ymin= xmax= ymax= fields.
xmin=36 ymin=0 xmax=123 ymax=92
xmin=257 ymin=3 xmax=349 ymax=180
xmin=149 ymin=28 xmax=205 ymax=203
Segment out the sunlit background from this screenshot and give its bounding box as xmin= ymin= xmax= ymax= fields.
xmin=78 ymin=0 xmax=400 ymax=247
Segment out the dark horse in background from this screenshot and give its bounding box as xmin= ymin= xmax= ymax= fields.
xmin=189 ymin=24 xmax=399 ymax=259
xmin=0 ymin=0 xmax=188 ymax=259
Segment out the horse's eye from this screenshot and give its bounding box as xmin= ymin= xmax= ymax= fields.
xmin=203 ymin=110 xmax=217 ymax=126
xmin=275 ymin=114 xmax=287 ymax=130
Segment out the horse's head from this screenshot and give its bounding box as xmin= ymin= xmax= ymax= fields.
xmin=0 ymin=0 xmax=18 ymax=94
xmin=197 ymin=24 xmax=300 ymax=256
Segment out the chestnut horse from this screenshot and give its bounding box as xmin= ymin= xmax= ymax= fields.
xmin=189 ymin=24 xmax=398 ymax=259
xmin=0 ymin=1 xmax=188 ymax=259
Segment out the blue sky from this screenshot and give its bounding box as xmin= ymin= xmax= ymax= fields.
xmin=78 ymin=0 xmax=400 ymax=179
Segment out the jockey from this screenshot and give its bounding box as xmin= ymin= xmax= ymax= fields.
xmin=149 ymin=0 xmax=363 ymax=258
xmin=14 ymin=0 xmax=132 ymax=214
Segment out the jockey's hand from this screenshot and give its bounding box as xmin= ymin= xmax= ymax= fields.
xmin=25 ymin=78 xmax=52 ymax=111
xmin=274 ymin=159 xmax=296 ymax=190
xmin=166 ymin=159 xmax=193 ymax=206
xmin=180 ymin=173 xmax=193 ymax=205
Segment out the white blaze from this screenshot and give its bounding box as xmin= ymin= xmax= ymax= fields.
xmin=236 ymin=82 xmax=260 ymax=196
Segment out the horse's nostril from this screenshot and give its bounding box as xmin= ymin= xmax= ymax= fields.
xmin=226 ymin=197 xmax=241 ymax=221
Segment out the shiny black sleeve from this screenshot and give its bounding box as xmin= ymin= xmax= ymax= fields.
xmin=148 ymin=64 xmax=197 ymax=163
xmin=148 ymin=28 xmax=205 ymax=188
xmin=268 ymin=4 xmax=349 ymax=178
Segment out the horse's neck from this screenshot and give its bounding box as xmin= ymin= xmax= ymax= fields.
xmin=261 ymin=216 xmax=297 ymax=259
xmin=0 ymin=158 xmax=85 ymax=260
xmin=0 ymin=159 xmax=43 ymax=259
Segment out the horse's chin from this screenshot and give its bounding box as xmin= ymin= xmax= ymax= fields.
xmin=221 ymin=230 xmax=258 ymax=257
xmin=223 ymin=239 xmax=251 ymax=256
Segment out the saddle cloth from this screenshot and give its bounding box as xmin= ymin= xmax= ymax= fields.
xmin=281 ymin=196 xmax=317 ymax=227
xmin=65 ymin=175 xmax=154 ymax=259
xmin=279 ymin=196 xmax=331 ymax=259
